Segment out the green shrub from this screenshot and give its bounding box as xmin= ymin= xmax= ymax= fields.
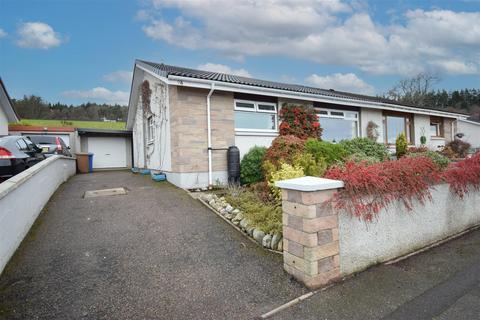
xmin=304 ymin=138 xmax=347 ymax=166
xmin=339 ymin=137 xmax=389 ymax=162
xmin=406 ymin=151 xmax=451 ymax=169
xmin=225 ymin=188 xmax=282 ymax=234
xmin=344 ymin=153 xmax=381 ymax=165
xmin=395 ymin=133 xmax=408 ymax=157
xmin=240 ymin=146 xmax=267 ymax=185
xmin=293 ymin=152 xmax=327 ymax=176
xmin=268 ymin=163 xmax=305 ymax=200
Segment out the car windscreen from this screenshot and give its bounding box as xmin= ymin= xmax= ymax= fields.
xmin=28 ymin=136 xmax=57 ymax=144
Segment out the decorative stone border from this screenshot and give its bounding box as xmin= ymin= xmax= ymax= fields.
xmin=197 ymin=193 xmax=283 ymax=254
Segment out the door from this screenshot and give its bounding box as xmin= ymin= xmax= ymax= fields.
xmin=88 ymin=137 xmax=127 ymax=169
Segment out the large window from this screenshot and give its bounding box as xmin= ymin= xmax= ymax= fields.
xmin=147 ymin=116 xmax=154 ymax=143
xmin=234 ymin=100 xmax=277 ymax=132
xmin=317 ymin=109 xmax=359 ymax=142
xmin=383 ymin=112 xmax=413 ymax=144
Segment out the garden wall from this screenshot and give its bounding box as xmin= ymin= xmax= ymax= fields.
xmin=0 ymin=155 xmax=76 ymax=274
xmin=276 ymin=176 xmax=480 ymax=289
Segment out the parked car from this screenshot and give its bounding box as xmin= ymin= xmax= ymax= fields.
xmin=27 ymin=135 xmax=72 ymax=157
xmin=0 ymin=136 xmax=46 ymax=179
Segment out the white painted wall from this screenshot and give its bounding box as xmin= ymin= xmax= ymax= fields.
xmin=0 ymin=155 xmax=76 ymax=274
xmin=457 ymin=120 xmax=480 ymax=149
xmin=235 ymin=134 xmax=277 ymax=159
xmin=132 ymin=70 xmax=171 ymax=172
xmin=339 ymin=184 xmax=480 ymax=275
xmin=0 ymin=106 xmax=8 ymax=136
xmin=360 ymin=108 xmax=383 ymax=143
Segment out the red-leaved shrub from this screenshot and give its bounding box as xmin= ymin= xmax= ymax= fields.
xmin=408 ymin=146 xmax=428 ymax=153
xmin=279 ymin=104 xmax=322 ymax=139
xmin=324 ymin=157 xmax=442 ymax=221
xmin=442 ymin=152 xmax=480 ymax=198
xmin=263 ymin=135 xmax=305 ymax=167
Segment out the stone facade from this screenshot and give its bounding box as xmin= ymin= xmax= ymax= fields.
xmin=169 ymin=86 xmax=235 ymax=173
xmin=281 ymin=187 xmax=341 ymax=289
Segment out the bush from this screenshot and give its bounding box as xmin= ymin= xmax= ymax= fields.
xmin=395 ymin=132 xmax=407 ymax=157
xmin=339 ymin=137 xmax=389 ymax=162
xmin=304 ymin=138 xmax=347 ymax=166
xmin=406 ymin=150 xmax=451 ymax=169
xmin=324 ymin=156 xmax=442 ymax=221
xmin=443 ymin=152 xmax=480 ymax=198
xmin=293 ymin=152 xmax=327 ymax=176
xmin=268 ymin=163 xmax=305 ymax=200
xmin=279 ymin=104 xmax=322 ymax=139
xmin=263 ymin=135 xmax=305 ymax=178
xmin=240 ymin=146 xmax=267 ymax=185
xmin=444 ymin=139 xmax=471 ymax=158
xmin=343 ymin=153 xmax=381 ymax=165
xmin=225 ymin=188 xmax=282 ymax=234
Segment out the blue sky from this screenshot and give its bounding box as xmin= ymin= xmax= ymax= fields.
xmin=0 ymin=0 xmax=479 ymax=106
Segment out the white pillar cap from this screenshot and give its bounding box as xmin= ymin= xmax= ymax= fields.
xmin=275 ymin=176 xmax=344 ymax=192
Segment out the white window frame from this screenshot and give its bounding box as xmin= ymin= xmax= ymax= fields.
xmin=147 ymin=116 xmax=154 ymax=144
xmin=234 ymin=99 xmax=278 ymax=133
xmin=316 ymin=108 xmax=360 ymax=140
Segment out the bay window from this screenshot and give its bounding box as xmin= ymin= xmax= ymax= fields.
xmin=234 ymin=100 xmax=277 ymax=132
xmin=317 ymin=109 xmax=359 ymax=142
xmin=383 ymin=112 xmax=413 ymax=144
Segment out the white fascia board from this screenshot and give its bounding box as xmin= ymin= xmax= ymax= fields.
xmin=458 ymin=119 xmax=480 ymax=126
xmin=167 ymin=75 xmax=466 ymax=119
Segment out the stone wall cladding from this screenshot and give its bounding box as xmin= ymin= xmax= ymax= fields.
xmin=169 ymin=86 xmax=234 ymax=173
xmin=281 ymin=188 xmax=341 ymax=289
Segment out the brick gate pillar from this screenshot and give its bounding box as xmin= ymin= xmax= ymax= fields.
xmin=275 ymin=176 xmax=344 ymax=289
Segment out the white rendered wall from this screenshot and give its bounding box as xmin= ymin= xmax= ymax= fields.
xmin=457 ymin=120 xmax=480 ymax=149
xmin=0 ymin=156 xmax=76 ymax=274
xmin=0 ymin=106 xmax=8 ymax=136
xmin=339 ymin=184 xmax=480 ymax=275
xmin=235 ymin=134 xmax=277 ymax=159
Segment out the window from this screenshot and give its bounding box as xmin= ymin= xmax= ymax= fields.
xmin=383 ymin=112 xmax=413 ymax=144
xmin=430 ymin=116 xmax=444 ymax=137
xmin=317 ymin=109 xmax=359 ymax=142
xmin=147 ymin=116 xmax=154 ymax=143
xmin=16 ymin=139 xmax=28 ymax=151
xmin=234 ymin=100 xmax=277 ymax=131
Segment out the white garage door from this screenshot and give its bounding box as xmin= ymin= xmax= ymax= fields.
xmin=88 ymin=137 xmax=127 ymax=169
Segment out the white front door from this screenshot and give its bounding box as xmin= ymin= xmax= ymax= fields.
xmin=88 ymin=137 xmax=127 ymax=169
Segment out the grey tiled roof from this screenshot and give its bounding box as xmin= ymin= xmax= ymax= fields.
xmin=138 ymin=60 xmax=468 ymax=115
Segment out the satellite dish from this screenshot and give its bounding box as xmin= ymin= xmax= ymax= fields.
xmin=456 ymin=133 xmax=465 ymax=139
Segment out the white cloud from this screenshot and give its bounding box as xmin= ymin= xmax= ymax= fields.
xmin=306 ymin=73 xmax=375 ymax=95
xmin=103 ymin=70 xmax=133 ymax=83
xmin=61 ymin=87 xmax=129 ymax=105
xmin=140 ymin=2 xmax=480 ymax=75
xmin=0 ymin=28 xmax=7 ymax=38
xmin=197 ymin=63 xmax=251 ymax=77
xmin=16 ymin=22 xmax=63 ymax=49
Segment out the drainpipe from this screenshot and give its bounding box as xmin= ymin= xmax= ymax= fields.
xmin=207 ymin=83 xmax=215 ymax=187
xmin=451 ymin=119 xmax=456 ymax=141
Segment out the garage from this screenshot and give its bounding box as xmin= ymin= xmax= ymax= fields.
xmin=77 ymin=128 xmax=132 ymax=170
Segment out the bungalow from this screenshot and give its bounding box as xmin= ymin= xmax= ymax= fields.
xmin=126 ymin=60 xmax=468 ymax=189
xmin=0 ymin=78 xmax=20 ymax=136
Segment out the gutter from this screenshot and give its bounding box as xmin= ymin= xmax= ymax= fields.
xmin=206 ymin=83 xmax=215 ymax=187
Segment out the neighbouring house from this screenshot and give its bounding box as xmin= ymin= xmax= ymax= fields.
xmin=455 ymin=118 xmax=480 ymax=150
xmin=126 ymin=60 xmax=468 ymax=189
xmin=0 ymin=78 xmax=20 ymax=136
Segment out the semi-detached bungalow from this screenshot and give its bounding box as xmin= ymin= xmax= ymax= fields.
xmin=126 ymin=60 xmax=468 ymax=189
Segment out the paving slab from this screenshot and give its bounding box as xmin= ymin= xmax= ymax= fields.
xmin=0 ymin=171 xmax=307 ymax=320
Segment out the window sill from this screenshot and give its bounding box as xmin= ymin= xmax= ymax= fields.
xmin=234 ymin=130 xmax=279 ymax=137
xmin=430 ymin=136 xmax=445 ymax=140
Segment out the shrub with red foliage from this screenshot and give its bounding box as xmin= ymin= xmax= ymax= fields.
xmin=263 ymin=135 xmax=305 ymax=167
xmin=324 ymin=157 xmax=442 ymax=221
xmin=279 ymin=104 xmax=322 ymax=139
xmin=442 ymin=152 xmax=480 ymax=198
xmin=408 ymin=146 xmax=428 ymax=153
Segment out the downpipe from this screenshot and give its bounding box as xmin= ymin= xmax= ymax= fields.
xmin=207 ymin=83 xmax=215 ymax=187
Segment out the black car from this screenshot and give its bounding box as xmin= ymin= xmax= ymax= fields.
xmin=27 ymin=135 xmax=72 ymax=157
xmin=0 ymin=136 xmax=46 ymax=179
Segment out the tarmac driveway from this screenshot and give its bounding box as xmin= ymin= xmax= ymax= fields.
xmin=0 ymin=171 xmax=306 ymax=319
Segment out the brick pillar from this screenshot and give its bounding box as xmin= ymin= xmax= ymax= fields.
xmin=275 ymin=176 xmax=344 ymax=289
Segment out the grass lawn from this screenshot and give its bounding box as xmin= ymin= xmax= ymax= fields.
xmin=13 ymin=119 xmax=127 ymax=130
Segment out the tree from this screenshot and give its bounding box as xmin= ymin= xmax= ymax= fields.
xmin=386 ymin=72 xmax=440 ymax=107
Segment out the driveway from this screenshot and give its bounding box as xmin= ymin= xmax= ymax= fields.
xmin=0 ymin=171 xmax=307 ymax=319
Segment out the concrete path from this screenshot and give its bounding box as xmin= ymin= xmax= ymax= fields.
xmin=273 ymin=227 xmax=480 ymax=320
xmin=0 ymin=171 xmax=307 ymax=319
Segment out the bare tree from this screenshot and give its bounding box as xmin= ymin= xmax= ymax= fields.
xmin=386 ymin=72 xmax=440 ymax=107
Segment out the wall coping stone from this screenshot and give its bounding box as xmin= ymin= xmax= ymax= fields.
xmin=275 ymin=176 xmax=344 ymax=192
